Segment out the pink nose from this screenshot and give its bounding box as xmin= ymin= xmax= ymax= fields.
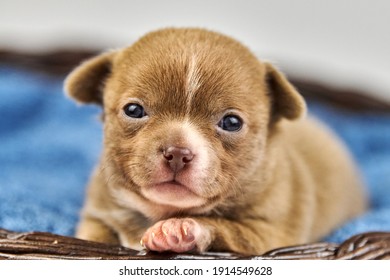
xmin=163 ymin=146 xmax=194 ymax=172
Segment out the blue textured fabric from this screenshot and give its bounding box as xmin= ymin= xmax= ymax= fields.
xmin=0 ymin=67 xmax=389 ymax=244
xmin=0 ymin=67 xmax=102 ymax=235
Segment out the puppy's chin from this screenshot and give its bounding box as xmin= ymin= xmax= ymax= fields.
xmin=141 ymin=181 xmax=207 ymax=209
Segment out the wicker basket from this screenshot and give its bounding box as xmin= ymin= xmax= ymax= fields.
xmin=0 ymin=228 xmax=389 ymax=260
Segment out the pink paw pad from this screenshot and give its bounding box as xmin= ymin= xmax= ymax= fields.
xmin=141 ymin=218 xmax=201 ymax=253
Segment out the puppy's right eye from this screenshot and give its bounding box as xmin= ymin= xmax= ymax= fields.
xmin=123 ymin=103 xmax=147 ymax=118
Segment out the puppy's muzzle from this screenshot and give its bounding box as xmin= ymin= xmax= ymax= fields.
xmin=163 ymin=146 xmax=194 ymax=173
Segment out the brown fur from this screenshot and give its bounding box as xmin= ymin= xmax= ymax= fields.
xmin=65 ymin=28 xmax=367 ymax=254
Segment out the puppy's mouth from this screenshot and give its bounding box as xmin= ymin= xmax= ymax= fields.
xmin=141 ymin=179 xmax=207 ymax=209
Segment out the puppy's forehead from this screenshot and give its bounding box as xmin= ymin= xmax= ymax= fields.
xmin=112 ymin=29 xmax=266 ymax=116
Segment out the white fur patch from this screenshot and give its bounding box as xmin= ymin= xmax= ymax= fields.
xmin=180 ymin=120 xmax=210 ymax=180
xmin=185 ymin=55 xmax=201 ymax=115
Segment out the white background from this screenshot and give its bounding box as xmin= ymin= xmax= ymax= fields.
xmin=1 ymin=260 xmax=389 ymax=279
xmin=1 ymin=0 xmax=389 ymax=101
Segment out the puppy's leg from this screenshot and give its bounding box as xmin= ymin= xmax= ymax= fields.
xmin=141 ymin=217 xmax=288 ymax=254
xmin=76 ymin=216 xmax=120 ymax=245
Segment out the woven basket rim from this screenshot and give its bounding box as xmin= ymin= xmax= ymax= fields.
xmin=1 ymin=228 xmax=389 ymax=260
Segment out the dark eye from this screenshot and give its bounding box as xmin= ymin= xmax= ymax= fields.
xmin=218 ymin=115 xmax=243 ymax=132
xmin=123 ymin=103 xmax=147 ymax=118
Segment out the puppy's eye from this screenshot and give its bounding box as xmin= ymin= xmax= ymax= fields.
xmin=123 ymin=103 xmax=147 ymax=118
xmin=218 ymin=115 xmax=243 ymax=132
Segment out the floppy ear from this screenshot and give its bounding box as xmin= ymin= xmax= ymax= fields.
xmin=64 ymin=51 xmax=116 ymax=105
xmin=265 ymin=63 xmax=306 ymax=121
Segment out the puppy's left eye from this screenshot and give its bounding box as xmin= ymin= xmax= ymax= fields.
xmin=123 ymin=103 xmax=146 ymax=119
xmin=218 ymin=115 xmax=243 ymax=132
xmin=123 ymin=103 xmax=147 ymax=118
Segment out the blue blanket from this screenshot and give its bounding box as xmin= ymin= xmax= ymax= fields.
xmin=1 ymin=67 xmax=389 ymax=244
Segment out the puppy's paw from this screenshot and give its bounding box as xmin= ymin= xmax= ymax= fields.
xmin=141 ymin=218 xmax=210 ymax=253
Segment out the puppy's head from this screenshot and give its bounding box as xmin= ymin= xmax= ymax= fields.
xmin=65 ymin=28 xmax=305 ymax=216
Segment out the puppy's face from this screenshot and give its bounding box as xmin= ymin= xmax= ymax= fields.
xmin=65 ymin=28 xmax=305 ymax=216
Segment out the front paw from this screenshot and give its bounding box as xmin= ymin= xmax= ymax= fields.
xmin=141 ymin=218 xmax=210 ymax=253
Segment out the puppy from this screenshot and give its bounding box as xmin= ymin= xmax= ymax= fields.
xmin=64 ymin=28 xmax=367 ymax=255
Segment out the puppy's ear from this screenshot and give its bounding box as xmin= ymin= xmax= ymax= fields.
xmin=265 ymin=63 xmax=306 ymax=121
xmin=64 ymin=51 xmax=115 ymax=104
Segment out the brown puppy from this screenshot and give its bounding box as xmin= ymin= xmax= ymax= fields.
xmin=65 ymin=28 xmax=367 ymax=254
